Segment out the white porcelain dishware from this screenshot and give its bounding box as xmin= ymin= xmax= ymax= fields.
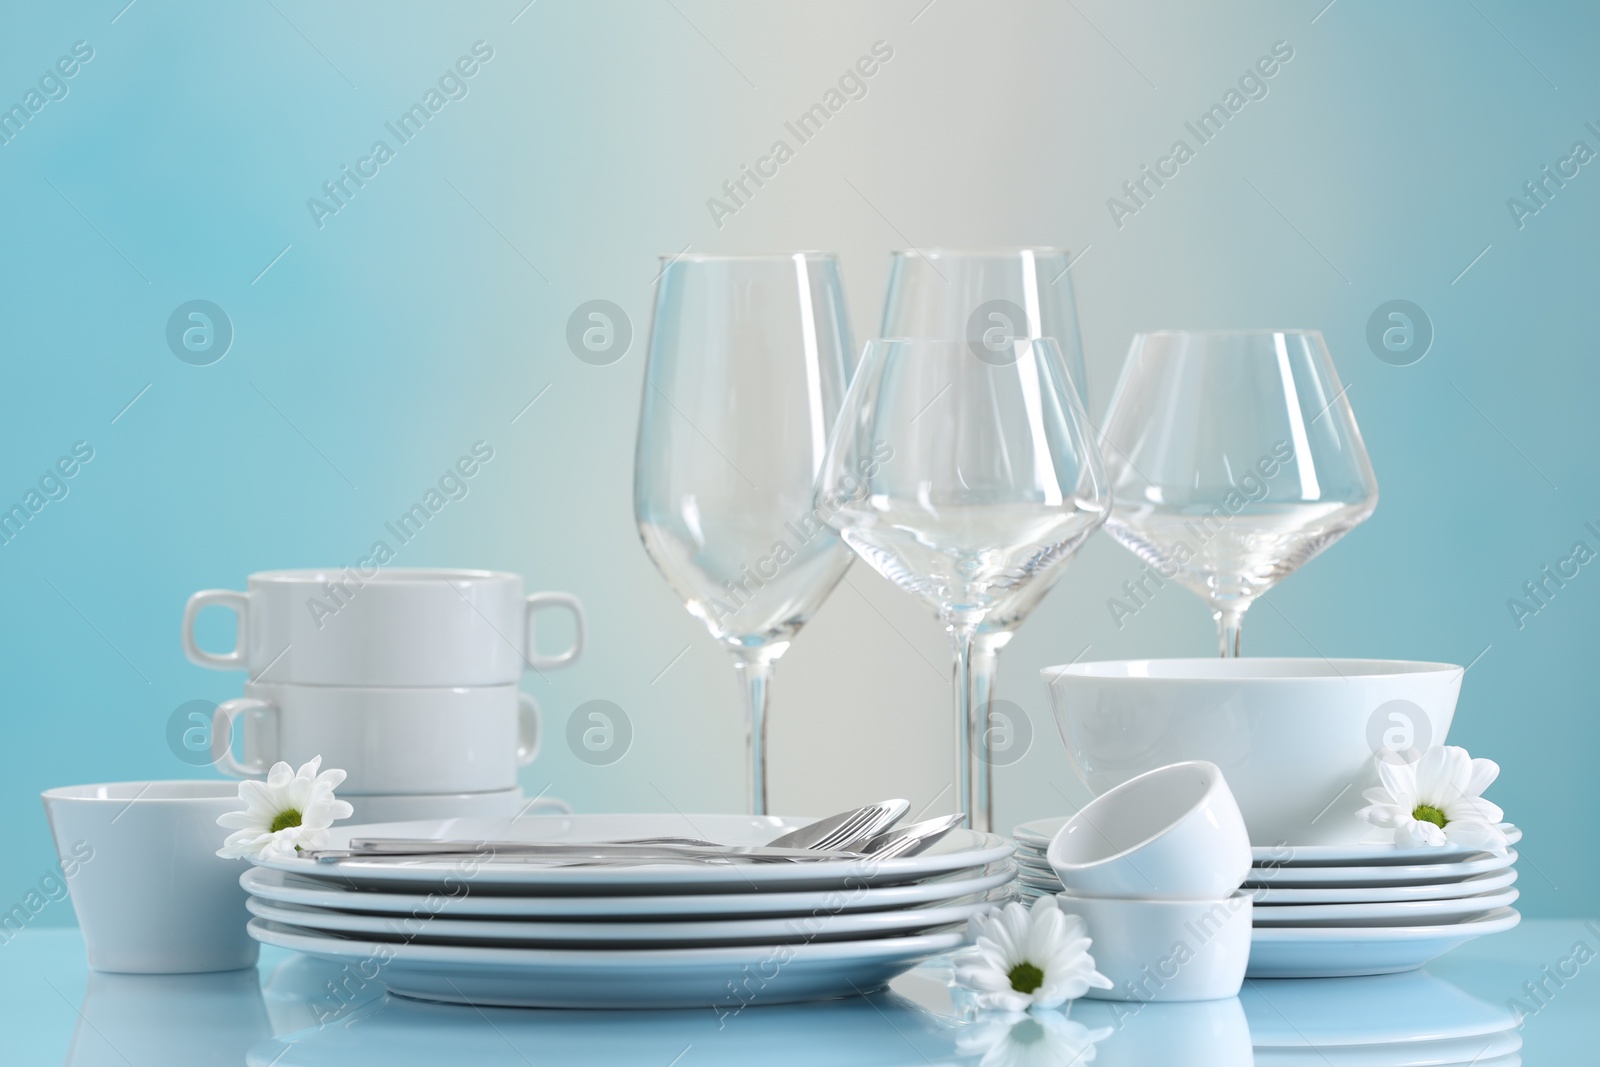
xmin=252 ymin=814 xmax=1015 ymax=894
xmin=241 ymin=861 xmax=1017 ymax=919
xmin=183 ymin=568 xmax=584 ymax=686
xmin=1248 ymin=868 xmax=1516 ymax=904
xmin=211 ymin=682 xmax=539 ymax=794
xmin=1059 ymin=891 xmax=1254 ymax=1001
xmin=1246 ymin=907 xmax=1521 ymax=978
xmin=248 ymin=918 xmax=967 ymax=1008
xmin=41 ymin=781 xmax=256 ymax=973
xmin=1255 ymin=823 xmax=1519 ymax=866
xmin=245 ymin=891 xmax=1001 ymax=947
xmin=1249 ymin=885 xmax=1519 ymax=926
xmin=1246 ymin=849 xmax=1516 ymax=888
xmin=1042 ymin=658 xmax=1462 ymax=846
xmin=1047 ymin=761 xmax=1250 ymax=900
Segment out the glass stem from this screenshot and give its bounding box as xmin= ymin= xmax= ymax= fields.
xmin=1214 ymin=605 xmax=1245 ymax=657
xmin=950 ymin=626 xmax=987 ymax=833
xmin=968 ymin=633 xmax=1003 ymax=835
xmin=732 ymin=649 xmax=778 ymax=816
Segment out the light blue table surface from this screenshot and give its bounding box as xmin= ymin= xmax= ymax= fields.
xmin=3 ymin=922 xmax=1596 ymax=1065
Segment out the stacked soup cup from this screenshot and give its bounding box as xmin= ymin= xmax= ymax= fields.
xmin=1046 ymin=761 xmax=1255 ymax=1002
xmin=184 ymin=568 xmax=585 ymax=819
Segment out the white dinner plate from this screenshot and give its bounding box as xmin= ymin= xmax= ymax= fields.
xmin=1252 ymin=825 xmax=1520 ymax=866
xmin=1246 ymin=850 xmax=1516 ymax=888
xmin=255 ymin=815 xmax=1014 ymax=893
xmin=1013 ymin=817 xmax=1521 ymax=863
xmin=241 ymin=861 xmax=1017 ymax=918
xmin=1250 ymin=886 xmax=1518 ymax=926
xmin=1246 ymin=908 xmax=1520 ymax=978
xmin=1249 ymin=868 xmax=1517 ymax=905
xmin=248 ymin=918 xmax=968 ymax=1008
xmin=247 ymin=890 xmax=1000 ymax=947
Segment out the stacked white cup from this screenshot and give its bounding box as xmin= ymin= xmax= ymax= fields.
xmin=183 ymin=568 xmax=585 ymax=821
xmin=1046 ymin=761 xmax=1255 ymax=1003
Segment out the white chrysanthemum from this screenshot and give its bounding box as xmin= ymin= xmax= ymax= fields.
xmin=953 ymin=897 xmax=1113 ymax=1013
xmin=1357 ymin=745 xmax=1508 ymax=850
xmin=954 ymin=1011 xmax=1113 ymax=1067
xmin=216 ymin=756 xmax=353 ymax=861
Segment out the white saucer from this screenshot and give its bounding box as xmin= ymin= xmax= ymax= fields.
xmin=1250 ymin=885 xmax=1518 ymax=926
xmin=1249 ymin=868 xmax=1516 ymax=904
xmin=1246 ymin=907 xmax=1520 ymax=978
xmin=1247 ymin=850 xmax=1515 ymax=888
xmin=241 ymin=861 xmax=1017 ymax=918
xmin=247 ymin=890 xmax=1000 ymax=946
xmin=248 ymin=918 xmax=968 ymax=1008
xmin=258 ymin=815 xmax=1014 ymax=893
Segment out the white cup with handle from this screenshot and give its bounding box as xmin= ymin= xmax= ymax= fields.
xmin=182 ymin=568 xmax=584 ymax=686
xmin=211 ymin=682 xmax=539 ymax=795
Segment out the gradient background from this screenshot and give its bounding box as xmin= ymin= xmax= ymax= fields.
xmin=2 ymin=0 xmax=1595 ymax=924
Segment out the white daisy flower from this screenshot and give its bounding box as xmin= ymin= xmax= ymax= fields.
xmin=954 ymin=897 xmax=1113 ymax=1013
xmin=955 ymin=1010 xmax=1112 ymax=1067
xmin=1356 ymin=745 xmax=1508 ymax=851
xmin=216 ymin=756 xmax=354 ymax=861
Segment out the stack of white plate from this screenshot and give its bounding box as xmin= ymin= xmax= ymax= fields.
xmin=1011 ymin=817 xmax=1521 ymax=978
xmin=244 ymin=813 xmax=1015 ymax=1008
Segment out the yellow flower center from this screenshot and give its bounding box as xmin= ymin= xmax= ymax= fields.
xmin=1412 ymin=803 xmax=1447 ymax=829
xmin=1008 ymin=961 xmax=1045 ymax=994
xmin=270 ymin=809 xmax=303 ymax=834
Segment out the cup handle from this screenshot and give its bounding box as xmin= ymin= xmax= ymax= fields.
xmin=183 ymin=590 xmax=250 ymax=670
xmin=212 ymin=698 xmax=276 ymax=778
xmin=516 ymin=693 xmax=541 ymax=766
xmin=523 ymin=592 xmax=585 ymax=671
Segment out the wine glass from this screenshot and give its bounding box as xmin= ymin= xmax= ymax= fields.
xmin=879 ymin=247 xmax=1094 ymax=821
xmin=634 ymin=252 xmax=856 ymax=814
xmin=1099 ymin=329 xmax=1378 ymax=656
xmin=817 ymin=338 xmax=1108 ymax=832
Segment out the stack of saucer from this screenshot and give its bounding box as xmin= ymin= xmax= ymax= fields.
xmin=242 ymin=813 xmax=1017 ymax=1009
xmin=184 ymin=568 xmax=585 ymax=820
xmin=1012 ymin=816 xmax=1522 ymax=977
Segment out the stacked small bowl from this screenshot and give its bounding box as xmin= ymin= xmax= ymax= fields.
xmin=183 ymin=568 xmax=585 ymax=820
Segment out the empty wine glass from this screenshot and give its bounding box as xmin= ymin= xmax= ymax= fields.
xmin=634 ymin=252 xmax=856 ymax=814
xmin=817 ymin=338 xmax=1108 ymax=832
xmin=880 ymin=247 xmax=1094 ymax=822
xmin=1099 ymin=329 xmax=1378 ymax=656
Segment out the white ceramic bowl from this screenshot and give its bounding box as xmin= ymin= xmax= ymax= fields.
xmin=1042 ymin=658 xmax=1462 ymax=847
xmin=1060 ymin=891 xmax=1253 ymax=1002
xmin=1047 ymin=761 xmax=1250 ymax=900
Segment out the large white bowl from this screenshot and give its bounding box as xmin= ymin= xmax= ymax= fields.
xmin=1041 ymin=658 xmax=1462 ymax=847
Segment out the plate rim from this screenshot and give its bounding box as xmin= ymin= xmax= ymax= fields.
xmin=1249 ymin=906 xmax=1521 ymax=942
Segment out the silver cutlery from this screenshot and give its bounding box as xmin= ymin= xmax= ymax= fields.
xmin=855 ymin=813 xmax=967 ymax=860
xmin=765 ymin=799 xmax=910 ymax=852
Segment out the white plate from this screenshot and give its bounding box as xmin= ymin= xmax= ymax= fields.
xmin=256 ymin=815 xmax=1013 ymax=893
xmin=241 ymin=861 xmax=1017 ymax=918
xmin=1251 ymin=886 xmax=1518 ymax=926
xmin=1250 ymin=868 xmax=1517 ymax=905
xmin=1014 ymin=816 xmax=1521 ymax=862
xmin=1246 ymin=850 xmax=1515 ymax=888
xmin=247 ymin=890 xmax=1000 ymax=947
xmin=1252 ymin=825 xmax=1519 ymax=866
xmin=248 ymin=918 xmax=968 ymax=1008
xmin=1246 ymin=908 xmax=1520 ymax=978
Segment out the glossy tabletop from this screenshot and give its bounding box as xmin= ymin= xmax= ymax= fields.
xmin=3 ymin=921 xmax=1596 ymax=1065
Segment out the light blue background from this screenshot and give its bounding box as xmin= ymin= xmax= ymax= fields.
xmin=2 ymin=0 xmax=1595 ymax=922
